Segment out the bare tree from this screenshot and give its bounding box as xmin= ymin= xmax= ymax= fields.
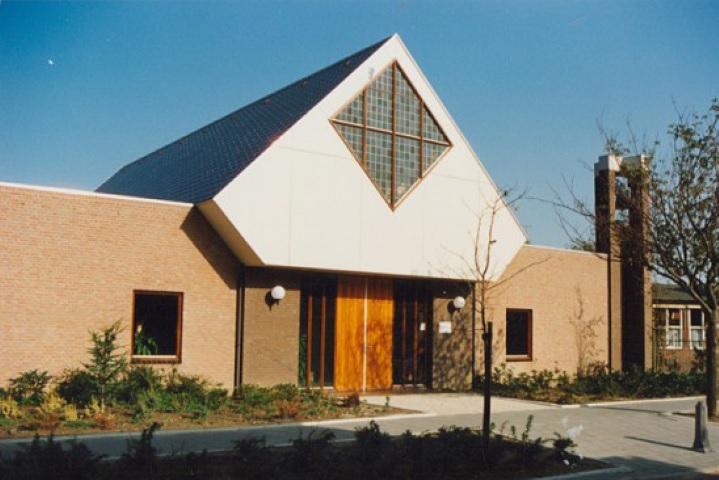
xmin=451 ymin=190 xmax=545 ymax=448
xmin=569 ymin=287 xmax=605 ymax=374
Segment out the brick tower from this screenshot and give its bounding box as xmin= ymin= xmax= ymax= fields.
xmin=595 ymin=154 xmax=653 ymax=371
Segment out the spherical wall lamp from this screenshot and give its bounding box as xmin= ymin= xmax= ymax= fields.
xmin=452 ymin=296 xmax=466 ymax=310
xmin=271 ymin=285 xmax=286 ymax=302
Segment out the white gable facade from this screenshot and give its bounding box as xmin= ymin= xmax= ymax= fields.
xmin=202 ymin=35 xmax=526 ymax=281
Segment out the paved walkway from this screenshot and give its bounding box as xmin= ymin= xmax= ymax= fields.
xmin=1 ymin=394 xmax=718 ymax=478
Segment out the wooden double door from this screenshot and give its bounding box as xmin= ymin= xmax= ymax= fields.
xmin=299 ymin=275 xmax=432 ymax=392
xmin=334 ymin=276 xmax=394 ymax=391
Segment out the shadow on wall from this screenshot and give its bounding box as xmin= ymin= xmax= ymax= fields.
xmin=180 ymin=208 xmax=239 ymax=289
xmin=433 ymin=302 xmax=473 ymax=391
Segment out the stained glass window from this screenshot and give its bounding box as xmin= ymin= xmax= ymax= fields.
xmin=332 ymin=62 xmax=451 ymax=208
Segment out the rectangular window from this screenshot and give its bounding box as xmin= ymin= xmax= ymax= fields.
xmin=132 ymin=291 xmax=183 ymax=361
xmin=506 ymin=309 xmax=532 ymax=360
xmin=689 ymin=309 xmax=705 ymax=350
xmin=664 ymin=308 xmax=682 ymax=350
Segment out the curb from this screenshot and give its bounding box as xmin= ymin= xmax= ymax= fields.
xmin=539 ymin=465 xmax=633 ymax=480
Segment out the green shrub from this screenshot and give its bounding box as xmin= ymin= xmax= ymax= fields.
xmin=271 ymin=383 xmax=299 ymax=401
xmin=484 ymin=363 xmax=703 ymax=402
xmin=115 ymin=366 xmax=163 ymax=405
xmin=234 ymin=384 xmax=274 ymax=414
xmin=8 ymin=370 xmax=51 ymax=406
xmin=1 ymin=434 xmax=103 ymax=480
xmin=119 ymin=422 xmax=161 ymax=476
xmin=354 ymin=420 xmax=390 ymax=458
xmin=84 ymin=321 xmax=128 ymax=410
xmin=284 ymin=429 xmax=335 ymax=475
xmin=231 ymin=437 xmax=274 ymax=479
xmin=56 ymin=369 xmax=95 ymax=407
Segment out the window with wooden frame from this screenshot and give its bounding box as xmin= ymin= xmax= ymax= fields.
xmin=132 ymin=291 xmax=183 ymax=362
xmin=332 ymin=62 xmax=451 ymax=208
xmin=506 ymin=309 xmax=532 ymax=360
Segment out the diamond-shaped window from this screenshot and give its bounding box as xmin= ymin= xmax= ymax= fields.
xmin=332 ymin=62 xmax=451 ymax=208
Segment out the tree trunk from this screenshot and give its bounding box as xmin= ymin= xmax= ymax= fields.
xmin=708 ymin=308 xmax=718 ymax=418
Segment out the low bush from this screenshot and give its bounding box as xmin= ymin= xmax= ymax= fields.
xmin=483 ymin=363 xmax=704 ymax=403
xmin=0 ymin=434 xmax=104 ymax=480
xmin=0 ymin=417 xmax=592 ymax=479
xmin=56 ymin=369 xmax=95 ymax=407
xmin=8 ymin=370 xmax=52 ymax=407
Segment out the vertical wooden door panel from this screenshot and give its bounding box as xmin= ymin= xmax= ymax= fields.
xmin=366 ymin=278 xmax=393 ymax=390
xmin=334 ymin=277 xmax=365 ymax=391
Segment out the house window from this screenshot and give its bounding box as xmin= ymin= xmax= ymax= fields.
xmin=332 ymin=62 xmax=451 ymax=208
xmin=664 ymin=308 xmax=682 ymax=350
xmin=506 ymin=309 xmax=532 ymax=360
xmin=689 ymin=309 xmax=705 ymax=350
xmin=132 ymin=291 xmax=183 ymax=361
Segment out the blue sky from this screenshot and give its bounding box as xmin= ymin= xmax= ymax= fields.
xmin=1 ymin=1 xmax=717 ymax=247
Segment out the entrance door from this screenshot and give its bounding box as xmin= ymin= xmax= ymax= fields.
xmin=334 ymin=276 xmax=393 ymax=391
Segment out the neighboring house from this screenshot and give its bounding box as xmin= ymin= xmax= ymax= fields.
xmin=652 ymin=283 xmax=705 ymax=371
xmin=1 ymin=35 xmax=638 ymax=391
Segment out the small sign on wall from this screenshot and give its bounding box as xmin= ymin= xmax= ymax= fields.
xmin=439 ymin=321 xmax=452 ymax=334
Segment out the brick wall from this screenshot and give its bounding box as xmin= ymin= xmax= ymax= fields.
xmin=240 ymin=268 xmax=301 ymax=386
xmin=0 ymin=184 xmax=238 ymax=388
xmin=488 ymin=245 xmax=610 ymax=375
xmin=432 ymin=282 xmax=473 ymax=390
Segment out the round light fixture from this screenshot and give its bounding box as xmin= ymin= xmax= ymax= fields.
xmin=271 ymin=285 xmax=286 ymax=301
xmin=452 ymin=296 xmax=466 ymax=310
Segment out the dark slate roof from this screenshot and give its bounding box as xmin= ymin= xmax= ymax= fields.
xmin=653 ymin=283 xmax=698 ymax=304
xmin=97 ymin=37 xmax=390 ymax=203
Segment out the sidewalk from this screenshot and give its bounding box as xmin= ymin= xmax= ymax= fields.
xmin=1 ymin=394 xmax=717 ymax=478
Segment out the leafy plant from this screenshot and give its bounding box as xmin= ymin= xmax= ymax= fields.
xmin=285 ymin=429 xmax=335 ymax=476
xmin=2 ymin=434 xmax=103 ymax=480
xmin=133 ymin=324 xmax=158 ymax=356
xmin=0 ymin=395 xmax=21 ymax=419
xmin=354 ymin=420 xmax=390 ymax=467
xmin=84 ymin=321 xmax=128 ymax=411
xmin=55 ymin=368 xmax=95 ymax=407
xmin=231 ymin=437 xmax=274 ymax=479
xmin=8 ymin=370 xmax=51 ymax=406
xmin=120 ymin=422 xmax=161 ymax=475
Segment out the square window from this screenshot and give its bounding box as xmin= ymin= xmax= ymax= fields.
xmin=506 ymin=309 xmax=532 ymax=360
xmin=132 ymin=291 xmax=183 ymax=361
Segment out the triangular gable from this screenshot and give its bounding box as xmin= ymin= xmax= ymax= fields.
xmin=206 ymin=35 xmax=527 ymax=281
xmin=96 ymin=37 xmax=391 ymax=203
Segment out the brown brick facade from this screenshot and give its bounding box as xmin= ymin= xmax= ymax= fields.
xmin=0 ymin=184 xmax=239 ymax=388
xmin=488 ymin=245 xmax=610 ymax=375
xmin=239 ymin=268 xmax=302 ymax=386
xmin=0 ymin=184 xmax=616 ymax=392
xmin=432 ymin=283 xmax=473 ymax=390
